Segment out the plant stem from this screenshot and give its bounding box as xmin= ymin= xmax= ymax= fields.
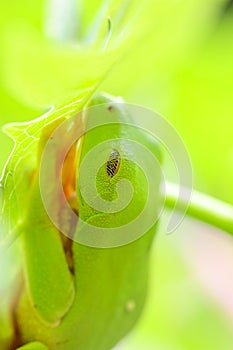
xmin=165 ymin=182 xmax=233 ymax=235
xmin=44 ymin=0 xmax=79 ymax=42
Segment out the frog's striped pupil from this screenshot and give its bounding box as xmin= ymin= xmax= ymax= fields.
xmin=106 ymin=149 xmax=121 ymax=178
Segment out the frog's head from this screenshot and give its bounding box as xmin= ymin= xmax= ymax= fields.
xmin=71 ymin=93 xmax=163 ymax=248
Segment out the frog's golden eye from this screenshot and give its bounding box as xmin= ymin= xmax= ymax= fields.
xmin=106 ymin=149 xmax=121 ymax=178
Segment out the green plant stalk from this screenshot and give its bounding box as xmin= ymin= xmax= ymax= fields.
xmin=165 ymin=182 xmax=233 ymax=234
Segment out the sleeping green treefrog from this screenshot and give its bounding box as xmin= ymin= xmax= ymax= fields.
xmin=0 ymin=93 xmax=162 ymax=350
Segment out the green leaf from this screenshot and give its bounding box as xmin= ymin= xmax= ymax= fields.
xmin=1 ymin=90 xmax=92 ymax=234
xmin=0 ymin=92 xmax=93 ymax=327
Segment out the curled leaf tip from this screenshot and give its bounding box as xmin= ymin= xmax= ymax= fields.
xmin=2 ymin=123 xmax=23 ymax=139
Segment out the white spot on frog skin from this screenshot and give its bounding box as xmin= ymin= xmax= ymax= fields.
xmin=125 ymin=300 xmax=136 ymax=313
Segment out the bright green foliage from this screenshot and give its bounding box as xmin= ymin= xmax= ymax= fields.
xmin=1 ymin=1 xmax=233 ymax=350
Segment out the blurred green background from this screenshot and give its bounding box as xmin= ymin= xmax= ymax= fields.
xmin=1 ymin=1 xmax=233 ymax=349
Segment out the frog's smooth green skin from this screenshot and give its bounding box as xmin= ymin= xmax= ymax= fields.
xmin=0 ymin=300 xmax=14 ymax=350
xmin=2 ymin=94 xmax=162 ymax=349
xmin=16 ymin=342 xmax=48 ymax=350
